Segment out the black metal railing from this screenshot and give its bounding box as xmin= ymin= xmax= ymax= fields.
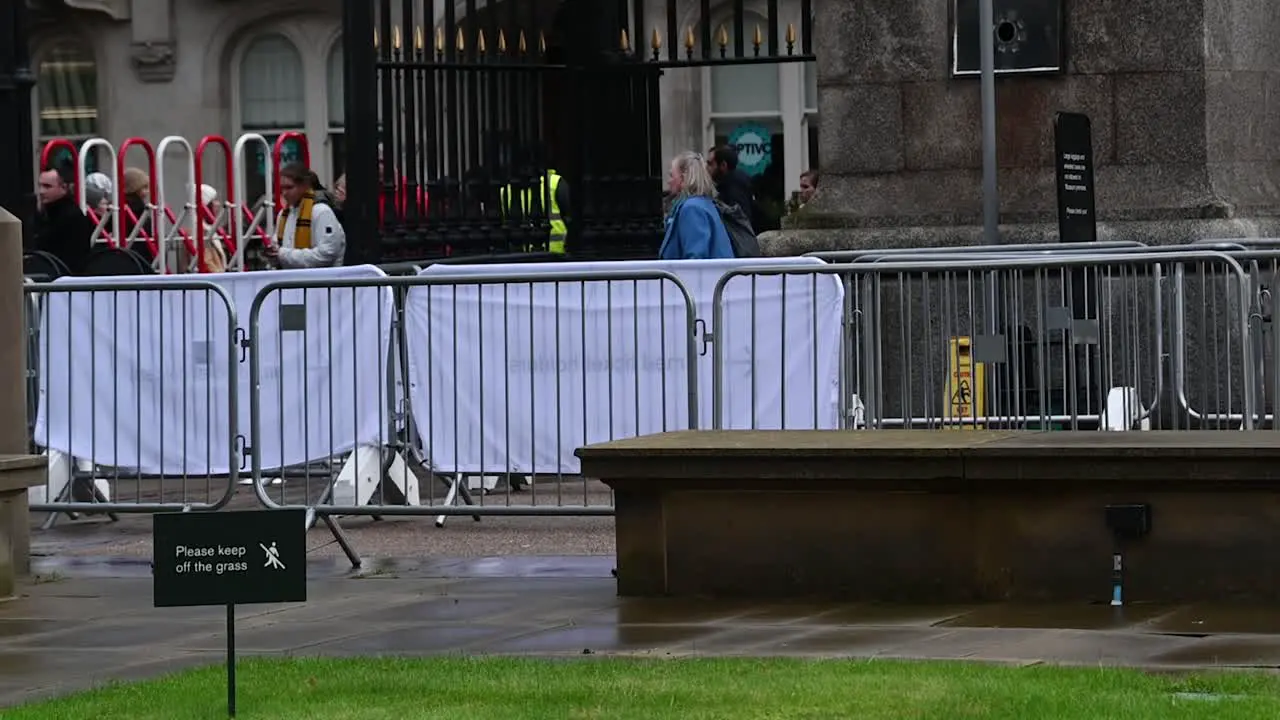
xmin=344 ymin=0 xmax=815 ymax=264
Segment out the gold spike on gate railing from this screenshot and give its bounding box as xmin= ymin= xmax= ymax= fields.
xmin=392 ymin=26 xmax=402 ymax=51
xmin=620 ymin=28 xmax=630 ymax=53
xmin=651 ymin=28 xmax=662 ymax=60
xmin=684 ymin=26 xmax=695 ymax=58
xmin=786 ymin=23 xmax=796 ymax=54
xmin=518 ymin=29 xmax=528 ymax=54
xmin=414 ymin=26 xmax=424 ymax=52
xmin=478 ymin=29 xmax=487 ymax=54
xmin=753 ymin=25 xmax=762 ymax=56
xmin=373 ymin=28 xmax=379 ymax=49
xmin=456 ymin=27 xmax=466 ymax=52
xmin=538 ymin=31 xmax=547 ymax=55
xmin=436 ymin=27 xmax=445 ymax=54
xmin=717 ymin=24 xmax=728 ymax=57
xmin=498 ymin=29 xmax=508 ymax=54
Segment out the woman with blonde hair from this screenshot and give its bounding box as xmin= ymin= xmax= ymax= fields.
xmin=660 ymin=151 xmax=734 ymax=260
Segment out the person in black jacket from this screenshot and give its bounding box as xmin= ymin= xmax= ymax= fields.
xmin=706 ymin=145 xmax=756 ymax=222
xmin=34 ymin=166 xmax=95 ymax=275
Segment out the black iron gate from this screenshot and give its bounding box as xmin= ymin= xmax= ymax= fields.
xmin=342 ymin=0 xmax=813 ymax=263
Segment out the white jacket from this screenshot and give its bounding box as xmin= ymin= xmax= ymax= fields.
xmin=275 ymin=201 xmax=345 ymax=268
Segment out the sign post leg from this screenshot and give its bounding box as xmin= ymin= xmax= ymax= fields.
xmin=227 ymin=603 xmax=237 ymax=718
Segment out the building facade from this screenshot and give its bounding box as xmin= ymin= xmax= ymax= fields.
xmin=29 ymin=0 xmax=818 ymax=232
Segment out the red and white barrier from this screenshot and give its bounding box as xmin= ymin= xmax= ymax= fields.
xmin=233 ymin=133 xmax=275 ymax=271
xmin=39 ymin=132 xmax=312 ymax=274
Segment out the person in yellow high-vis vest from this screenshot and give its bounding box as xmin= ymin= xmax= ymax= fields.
xmin=500 ymin=170 xmax=568 ymax=254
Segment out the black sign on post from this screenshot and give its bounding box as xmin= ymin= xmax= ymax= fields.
xmin=1054 ymin=111 xmax=1098 ymax=244
xmin=154 ymin=509 xmax=307 ymax=718
xmin=952 ymin=0 xmax=1064 ymax=76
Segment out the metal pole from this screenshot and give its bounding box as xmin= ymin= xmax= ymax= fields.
xmin=342 ymin=0 xmax=378 ymax=264
xmin=978 ymin=0 xmax=999 ymax=244
xmin=0 ymin=0 xmax=38 ymax=243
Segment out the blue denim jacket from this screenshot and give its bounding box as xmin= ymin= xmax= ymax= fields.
xmin=659 ymin=196 xmax=734 ymax=260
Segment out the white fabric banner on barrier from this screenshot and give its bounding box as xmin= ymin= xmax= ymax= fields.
xmin=404 ymin=257 xmax=844 ymax=474
xmin=33 ymin=265 xmax=394 ymax=476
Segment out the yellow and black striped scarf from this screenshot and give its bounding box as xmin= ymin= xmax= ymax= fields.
xmin=277 ymin=190 xmax=315 ymax=249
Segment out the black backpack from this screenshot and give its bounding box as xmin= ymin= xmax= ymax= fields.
xmin=715 ymin=199 xmax=760 ymax=258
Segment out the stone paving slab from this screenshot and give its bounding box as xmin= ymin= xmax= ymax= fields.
xmin=4 ymin=556 xmax=1280 ymax=708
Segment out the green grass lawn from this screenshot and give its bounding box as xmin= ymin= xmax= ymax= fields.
xmin=5 ymin=656 xmax=1280 ymax=720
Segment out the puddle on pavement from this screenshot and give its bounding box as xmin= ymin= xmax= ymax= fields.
xmin=809 ymin=604 xmax=974 ymax=627
xmin=939 ymin=603 xmax=1169 ymax=630
xmin=0 ymin=653 xmax=40 ymax=674
xmin=0 ymin=619 xmax=64 ymax=639
xmin=1146 ymin=605 xmax=1280 ymax=635
xmin=31 ymin=556 xmax=153 ymax=579
xmin=1151 ymin=639 xmax=1280 ymax=666
xmin=346 ymin=556 xmax=614 ymax=580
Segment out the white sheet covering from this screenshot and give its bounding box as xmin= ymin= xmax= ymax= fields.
xmin=33 ymin=265 xmax=395 ymax=475
xmin=405 ymin=258 xmax=844 ymax=474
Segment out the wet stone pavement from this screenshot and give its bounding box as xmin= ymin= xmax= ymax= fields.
xmin=5 ymin=555 xmax=1280 ymax=706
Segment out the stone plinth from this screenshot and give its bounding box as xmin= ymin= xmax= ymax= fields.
xmin=0 ymin=455 xmax=46 ymax=599
xmin=578 ymin=430 xmax=1280 ymax=603
xmin=774 ymin=0 xmax=1280 ymax=253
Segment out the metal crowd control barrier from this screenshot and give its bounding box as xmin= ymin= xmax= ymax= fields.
xmin=710 ymin=250 xmax=1256 ymax=432
xmin=806 ymin=240 xmax=1150 ymax=263
xmin=21 ymin=245 xmax=1278 ymax=562
xmin=23 ymin=278 xmax=40 ymax=453
xmin=24 ymin=280 xmax=240 ymax=523
xmin=1177 ymin=247 xmax=1280 ymax=427
xmin=246 ymin=269 xmax=699 ymax=567
xmin=823 ymin=242 xmax=1279 ymax=429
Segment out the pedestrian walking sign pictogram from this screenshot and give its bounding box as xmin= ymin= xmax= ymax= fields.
xmin=943 ymin=336 xmax=986 ymax=430
xmin=261 ymin=542 xmax=286 ymax=570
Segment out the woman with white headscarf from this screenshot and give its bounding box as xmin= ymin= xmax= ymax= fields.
xmin=196 ymin=183 xmax=228 ymax=272
xmin=82 ymin=172 xmax=113 ymax=215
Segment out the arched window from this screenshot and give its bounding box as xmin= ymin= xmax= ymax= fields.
xmin=238 ymin=33 xmax=307 ymax=205
xmin=239 ymin=34 xmax=306 ymax=129
xmin=36 ymin=39 xmax=100 ymax=173
xmin=327 ymin=41 xmax=345 ymax=178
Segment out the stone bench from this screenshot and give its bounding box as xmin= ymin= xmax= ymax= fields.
xmin=576 ymin=430 xmax=1280 ymax=603
xmin=0 ymin=456 xmax=46 ymax=600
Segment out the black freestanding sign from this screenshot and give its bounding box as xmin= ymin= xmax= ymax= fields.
xmin=153 ymin=509 xmax=306 ymax=607
xmin=154 ymin=509 xmax=307 ymax=718
xmin=1053 ymin=111 xmax=1098 ymax=244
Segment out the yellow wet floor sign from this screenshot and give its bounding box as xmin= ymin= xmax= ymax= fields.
xmin=943 ymin=337 xmax=985 ymax=429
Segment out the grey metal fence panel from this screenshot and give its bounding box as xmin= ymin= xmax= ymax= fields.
xmin=26 ymin=278 xmax=240 ymax=518
xmin=805 ymin=240 xmax=1150 ymax=264
xmin=711 ymin=251 xmax=1255 ymax=432
xmin=23 ymin=278 xmax=40 ymax=452
xmin=245 ymin=270 xmax=698 ymax=565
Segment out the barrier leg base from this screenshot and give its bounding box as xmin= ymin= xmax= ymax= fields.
xmin=1100 ymin=387 xmax=1150 ymax=431
xmin=331 ymin=445 xmax=419 ymax=508
xmin=321 ymin=514 xmax=362 ymax=569
xmin=435 ymin=473 xmax=482 ymax=529
xmin=35 ymin=452 xmax=115 ymax=529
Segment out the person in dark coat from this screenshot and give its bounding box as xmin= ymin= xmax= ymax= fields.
xmin=34 ymin=166 xmax=95 ymax=275
xmin=706 ymin=144 xmax=756 ymax=223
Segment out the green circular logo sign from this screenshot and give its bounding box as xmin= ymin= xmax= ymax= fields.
xmin=728 ymin=123 xmax=773 ymax=177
